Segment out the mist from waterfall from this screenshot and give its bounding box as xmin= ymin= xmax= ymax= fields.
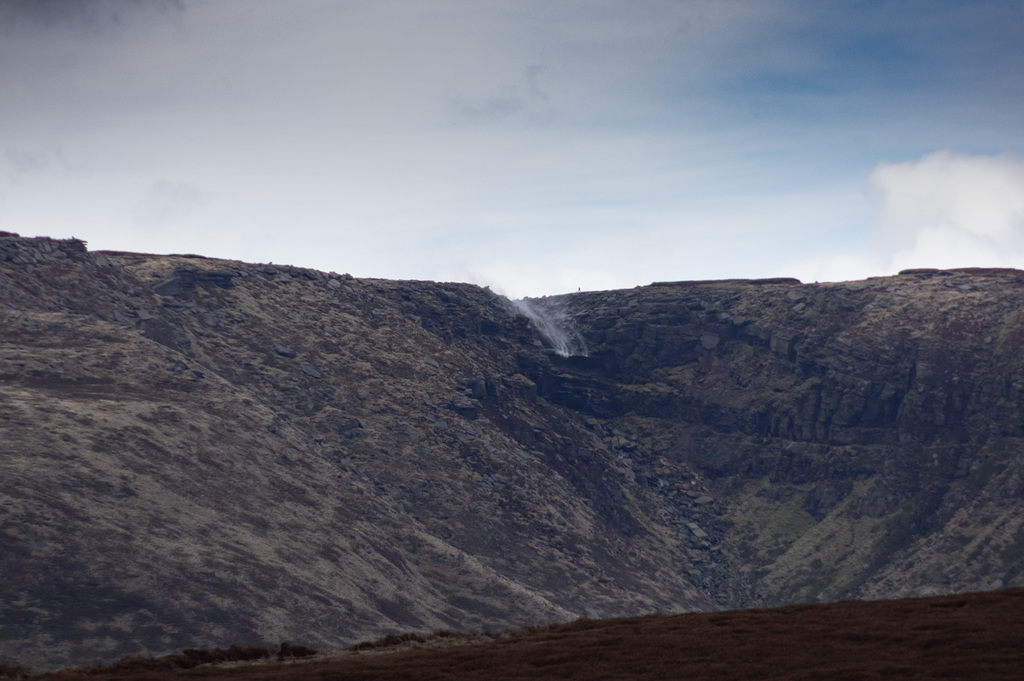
xmin=512 ymin=297 xmax=589 ymax=358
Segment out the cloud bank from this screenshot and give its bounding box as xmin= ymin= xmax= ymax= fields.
xmin=0 ymin=0 xmax=183 ymax=32
xmin=786 ymin=151 xmax=1024 ymax=283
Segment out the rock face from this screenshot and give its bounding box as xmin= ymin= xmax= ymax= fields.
xmin=1 ymin=233 xmax=1022 ymax=669
xmin=523 ymin=271 xmax=1024 ymax=606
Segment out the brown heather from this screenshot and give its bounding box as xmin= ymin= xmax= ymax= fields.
xmin=26 ymin=589 xmax=1024 ymax=681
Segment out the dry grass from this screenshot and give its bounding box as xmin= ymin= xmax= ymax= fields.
xmin=32 ymin=588 xmax=1024 ymax=680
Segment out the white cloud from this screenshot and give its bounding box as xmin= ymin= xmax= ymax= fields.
xmin=871 ymin=151 xmax=1024 ymax=261
xmin=784 ymin=151 xmax=1024 ymax=282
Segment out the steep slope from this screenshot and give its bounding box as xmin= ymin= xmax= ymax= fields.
xmin=2 ymin=232 xmax=1024 ymax=670
xmin=0 ymin=234 xmax=710 ymax=670
xmin=525 ymin=269 xmax=1024 ymax=606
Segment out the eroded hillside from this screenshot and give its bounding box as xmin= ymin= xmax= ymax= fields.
xmin=1 ymin=232 xmax=1023 ymax=670
xmin=526 ymin=269 xmax=1024 ymax=606
xmin=0 ymin=234 xmax=710 ymax=670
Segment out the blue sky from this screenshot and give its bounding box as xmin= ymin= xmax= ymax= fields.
xmin=1 ymin=0 xmax=1023 ymax=297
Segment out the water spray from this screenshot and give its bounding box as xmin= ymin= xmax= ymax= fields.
xmin=513 ymin=297 xmax=589 ymax=358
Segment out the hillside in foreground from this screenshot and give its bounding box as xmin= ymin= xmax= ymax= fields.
xmin=26 ymin=588 xmax=1024 ymax=681
xmin=2 ymin=231 xmax=1024 ymax=669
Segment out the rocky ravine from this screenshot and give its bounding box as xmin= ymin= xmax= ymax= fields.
xmin=1 ymin=232 xmax=1023 ymax=669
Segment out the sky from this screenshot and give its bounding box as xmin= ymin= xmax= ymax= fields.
xmin=1 ymin=0 xmax=1023 ymax=298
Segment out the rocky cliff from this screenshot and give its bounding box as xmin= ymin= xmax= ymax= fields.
xmin=524 ymin=270 xmax=1024 ymax=606
xmin=1 ymin=232 xmax=1022 ymax=669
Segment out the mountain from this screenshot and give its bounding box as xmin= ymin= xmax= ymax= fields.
xmin=1 ymin=232 xmax=1022 ymax=669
